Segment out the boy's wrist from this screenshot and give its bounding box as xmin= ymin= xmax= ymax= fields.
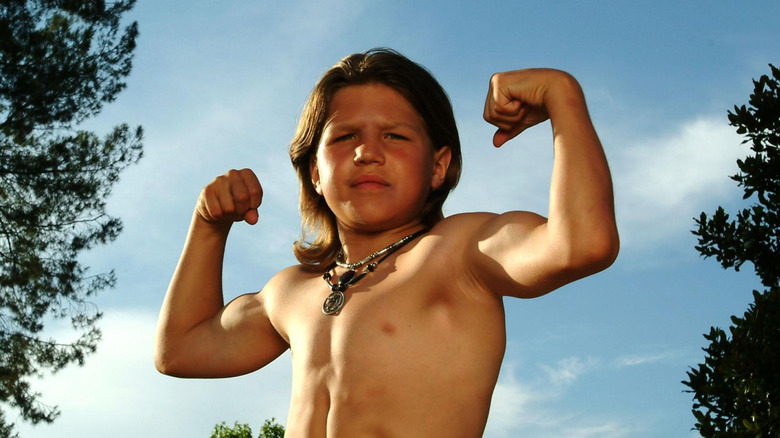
xmin=543 ymin=75 xmax=591 ymax=131
xmin=191 ymin=212 xmax=233 ymax=238
xmin=544 ymin=72 xmax=585 ymax=112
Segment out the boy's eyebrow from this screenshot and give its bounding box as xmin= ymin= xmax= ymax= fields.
xmin=322 ymin=111 xmax=340 ymax=132
xmin=323 ymin=118 xmax=424 ymax=133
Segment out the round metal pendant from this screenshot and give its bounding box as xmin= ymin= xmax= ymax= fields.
xmin=322 ymin=291 xmax=345 ymax=315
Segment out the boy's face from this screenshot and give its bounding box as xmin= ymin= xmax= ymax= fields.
xmin=311 ymin=83 xmax=451 ymax=232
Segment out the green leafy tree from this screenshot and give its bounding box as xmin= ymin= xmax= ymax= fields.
xmin=211 ymin=421 xmax=254 ymax=438
xmin=210 ymin=418 xmax=285 ymax=438
xmin=684 ymin=64 xmax=780 ymax=437
xmin=0 ymin=1 xmax=141 ymax=436
xmin=258 ymin=417 xmax=285 ymax=438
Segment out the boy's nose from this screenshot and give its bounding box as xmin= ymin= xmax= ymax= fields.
xmin=353 ymin=138 xmax=384 ymax=165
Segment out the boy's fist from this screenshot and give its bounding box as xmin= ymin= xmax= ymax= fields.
xmin=484 ymin=68 xmax=580 ymax=147
xmin=196 ymin=168 xmax=263 ymax=226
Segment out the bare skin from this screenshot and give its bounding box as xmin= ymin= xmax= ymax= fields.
xmin=155 ymin=69 xmax=619 ymax=437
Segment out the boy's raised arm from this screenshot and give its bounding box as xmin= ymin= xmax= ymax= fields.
xmin=155 ymin=169 xmax=288 ymax=378
xmin=470 ymin=69 xmax=619 ymax=298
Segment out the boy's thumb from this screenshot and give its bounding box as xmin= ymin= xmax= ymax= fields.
xmin=243 ymin=208 xmax=259 ymax=225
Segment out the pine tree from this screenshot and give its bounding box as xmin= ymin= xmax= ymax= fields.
xmin=0 ymin=1 xmax=142 ymax=435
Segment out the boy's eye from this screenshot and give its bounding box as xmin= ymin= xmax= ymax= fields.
xmin=334 ymin=134 xmax=355 ymax=142
xmin=386 ymin=133 xmax=408 ymax=140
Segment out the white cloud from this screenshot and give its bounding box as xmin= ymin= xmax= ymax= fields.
xmin=540 ymin=356 xmax=600 ymax=387
xmin=613 ymin=351 xmax=676 ymax=368
xmin=485 ymin=363 xmax=545 ymax=436
xmin=485 ymin=358 xmax=633 ymax=438
xmin=14 ymin=310 xmax=292 ymax=438
xmin=612 ymin=117 xmax=747 ymax=250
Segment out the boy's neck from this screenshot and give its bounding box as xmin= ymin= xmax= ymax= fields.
xmin=337 ymin=222 xmax=427 ymax=265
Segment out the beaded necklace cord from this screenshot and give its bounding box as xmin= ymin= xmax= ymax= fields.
xmin=335 ymin=244 xmax=394 ymax=270
xmin=321 ymin=228 xmax=428 ymax=315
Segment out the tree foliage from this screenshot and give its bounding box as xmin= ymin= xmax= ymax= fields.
xmin=684 ymin=64 xmax=780 ymax=437
xmin=210 ymin=418 xmax=285 ymax=438
xmin=0 ymin=1 xmax=141 ymax=436
xmin=258 ymin=417 xmax=286 ymax=438
xmin=211 ymin=421 xmax=254 ymax=438
xmin=692 ymin=64 xmax=780 ymax=289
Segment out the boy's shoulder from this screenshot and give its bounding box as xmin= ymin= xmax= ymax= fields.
xmin=436 ymin=211 xmax=496 ymax=231
xmin=434 ymin=210 xmax=544 ymax=238
xmin=257 ymin=264 xmax=319 ymax=332
xmin=431 ymin=210 xmax=547 ymax=274
xmin=414 ymin=212 xmax=501 ymax=268
xmin=255 ymin=264 xmax=317 ymax=311
xmin=265 ymin=264 xmax=317 ymax=292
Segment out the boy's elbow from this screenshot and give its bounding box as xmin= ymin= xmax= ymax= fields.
xmin=154 ymin=337 xmax=184 ymax=377
xmin=154 ymin=344 xmax=173 ymax=375
xmin=576 ymin=229 xmax=620 ymax=273
xmin=589 ymin=238 xmax=619 ymax=273
xmin=560 ymin=229 xmax=619 ymax=277
xmin=154 ymin=350 xmax=190 ymax=377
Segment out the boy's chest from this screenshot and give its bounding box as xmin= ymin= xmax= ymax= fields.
xmin=281 ymin=263 xmax=466 ymax=372
xmin=277 ymin=263 xmax=505 ymax=390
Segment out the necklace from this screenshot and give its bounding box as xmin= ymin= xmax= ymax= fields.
xmin=321 ymin=228 xmax=428 ymax=315
xmin=335 ymin=245 xmax=394 ymax=270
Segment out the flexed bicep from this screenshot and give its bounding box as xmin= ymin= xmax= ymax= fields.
xmin=157 ymin=291 xmax=288 ymax=378
xmin=464 ymin=211 xmax=574 ymax=299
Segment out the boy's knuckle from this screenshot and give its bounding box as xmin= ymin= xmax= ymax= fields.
xmin=211 ymin=176 xmax=228 ymax=189
xmin=234 ymin=191 xmax=249 ymax=203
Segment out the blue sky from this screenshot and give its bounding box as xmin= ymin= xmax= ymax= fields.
xmin=14 ymin=1 xmax=779 ymax=437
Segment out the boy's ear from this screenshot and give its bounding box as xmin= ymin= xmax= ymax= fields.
xmin=431 ymin=146 xmax=452 ymax=190
xmin=310 ymin=157 xmax=322 ymax=195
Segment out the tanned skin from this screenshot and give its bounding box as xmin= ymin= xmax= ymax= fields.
xmin=155 ymin=69 xmax=619 ymax=437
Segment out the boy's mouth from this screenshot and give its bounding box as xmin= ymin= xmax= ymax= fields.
xmin=351 ymin=174 xmax=389 ymax=189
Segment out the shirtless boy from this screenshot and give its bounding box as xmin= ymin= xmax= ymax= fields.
xmin=155 ymin=48 xmax=619 ymax=437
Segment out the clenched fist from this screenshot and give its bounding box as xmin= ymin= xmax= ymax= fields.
xmin=484 ymin=68 xmax=582 ymax=147
xmin=196 ymin=168 xmax=263 ymax=227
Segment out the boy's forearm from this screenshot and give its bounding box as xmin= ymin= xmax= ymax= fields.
xmin=156 ymin=213 xmax=230 ymax=357
xmin=545 ymin=78 xmax=619 ymax=269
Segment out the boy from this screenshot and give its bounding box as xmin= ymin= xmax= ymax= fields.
xmin=155 ymin=48 xmax=619 ymax=437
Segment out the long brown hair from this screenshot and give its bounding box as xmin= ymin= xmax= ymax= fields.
xmin=289 ymin=48 xmax=462 ymax=268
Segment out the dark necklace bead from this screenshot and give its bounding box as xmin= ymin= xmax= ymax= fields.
xmin=338 ymin=269 xmax=356 ymax=285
